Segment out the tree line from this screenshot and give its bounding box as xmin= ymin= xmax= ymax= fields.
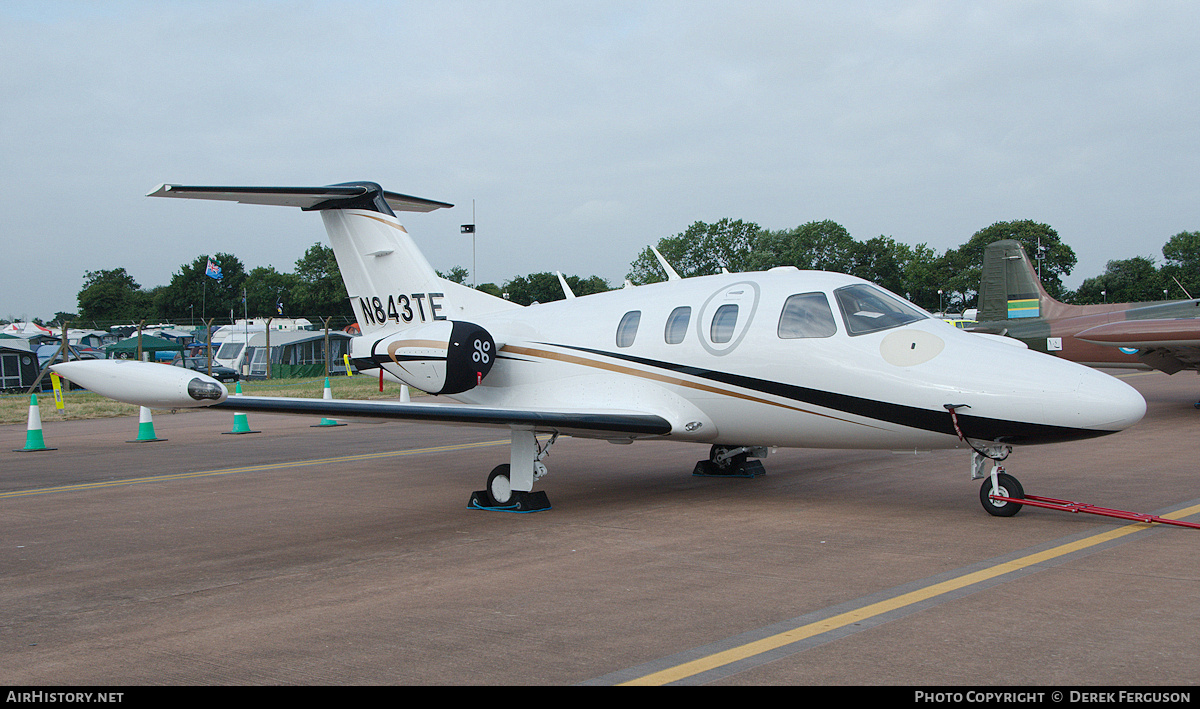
xmin=21 ymin=221 xmax=1200 ymax=329
xmin=435 ymin=219 xmax=1199 ymax=313
xmin=625 ymin=219 xmax=1200 ymax=312
xmin=55 ymin=244 xmax=352 ymax=328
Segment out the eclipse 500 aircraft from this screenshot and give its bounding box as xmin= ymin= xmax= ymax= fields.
xmin=51 ymin=182 xmax=1147 ymax=517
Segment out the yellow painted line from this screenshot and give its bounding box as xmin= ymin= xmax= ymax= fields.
xmin=623 ymin=502 xmax=1200 ymax=685
xmin=0 ymin=439 xmax=508 ymax=500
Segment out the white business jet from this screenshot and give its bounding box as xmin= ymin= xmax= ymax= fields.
xmin=51 ymin=182 xmax=1146 ymax=516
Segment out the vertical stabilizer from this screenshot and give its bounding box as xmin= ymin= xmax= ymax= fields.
xmin=320 ymin=208 xmax=443 ymax=335
xmin=978 ymin=240 xmax=1051 ymax=322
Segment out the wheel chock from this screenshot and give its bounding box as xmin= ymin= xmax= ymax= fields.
xmin=467 ymin=489 xmax=552 ymax=513
xmin=692 ymin=459 xmax=766 ymax=478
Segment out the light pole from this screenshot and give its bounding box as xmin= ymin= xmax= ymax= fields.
xmin=460 ymin=199 xmax=477 ymax=288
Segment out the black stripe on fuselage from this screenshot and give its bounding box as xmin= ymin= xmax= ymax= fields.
xmin=544 ymin=343 xmax=1114 ymax=445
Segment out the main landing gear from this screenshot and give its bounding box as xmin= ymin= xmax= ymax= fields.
xmin=693 ymin=444 xmax=768 ymax=478
xmin=468 ymin=429 xmax=556 ymax=512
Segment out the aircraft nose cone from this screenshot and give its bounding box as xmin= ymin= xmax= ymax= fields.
xmin=1073 ymin=369 xmax=1146 ymax=432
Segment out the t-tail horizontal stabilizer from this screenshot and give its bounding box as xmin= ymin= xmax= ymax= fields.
xmin=147 ymin=183 xmax=453 ymax=215
xmin=148 ymin=181 xmax=517 ymax=337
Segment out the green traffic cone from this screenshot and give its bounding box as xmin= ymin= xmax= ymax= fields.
xmin=222 ymin=381 xmax=259 ymax=435
xmin=312 ymin=377 xmax=346 ymax=428
xmin=127 ymin=406 xmax=167 ymax=443
xmin=14 ymin=394 xmax=55 ymax=452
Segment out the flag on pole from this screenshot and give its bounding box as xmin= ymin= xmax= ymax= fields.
xmin=205 ymin=258 xmax=223 ymax=280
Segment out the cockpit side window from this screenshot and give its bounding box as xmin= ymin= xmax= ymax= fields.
xmin=833 ymin=284 xmax=927 ymax=336
xmin=777 ymin=292 xmax=837 ymax=338
xmin=616 ymin=310 xmax=641 ymax=348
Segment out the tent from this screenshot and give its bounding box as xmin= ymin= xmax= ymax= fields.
xmin=0 ymin=338 xmax=39 ymax=391
xmin=104 ymin=334 xmax=185 ymax=361
xmin=243 ymin=330 xmax=353 ymax=378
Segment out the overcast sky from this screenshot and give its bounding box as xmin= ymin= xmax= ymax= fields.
xmin=3 ymin=1 xmax=1199 ymax=322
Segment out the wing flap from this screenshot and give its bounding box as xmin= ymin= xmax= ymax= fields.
xmin=214 ymin=396 xmax=673 ymax=438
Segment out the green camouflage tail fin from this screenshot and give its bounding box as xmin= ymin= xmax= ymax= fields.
xmin=978 ymin=240 xmax=1052 ymax=322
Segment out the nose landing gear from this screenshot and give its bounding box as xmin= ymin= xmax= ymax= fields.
xmin=969 ymin=448 xmax=1025 ymax=517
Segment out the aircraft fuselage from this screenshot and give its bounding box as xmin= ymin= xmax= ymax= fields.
xmin=360 ymin=268 xmax=1146 ymax=451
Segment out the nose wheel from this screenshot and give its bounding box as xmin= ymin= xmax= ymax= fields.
xmin=979 ymin=471 xmax=1025 ymax=517
xmin=967 ymin=446 xmax=1023 ymax=518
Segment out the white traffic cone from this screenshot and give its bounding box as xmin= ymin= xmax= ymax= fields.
xmin=222 ymin=381 xmax=260 ymax=435
xmin=312 ymin=377 xmax=346 ymax=427
xmin=127 ymin=406 xmax=167 ymax=443
xmin=14 ymin=394 xmax=55 ymax=452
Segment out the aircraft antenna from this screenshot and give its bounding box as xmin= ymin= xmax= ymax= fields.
xmin=556 ymin=271 xmax=576 ymax=299
xmin=650 ymin=246 xmax=681 ymax=281
xmin=1171 ymin=275 xmax=1193 ymax=299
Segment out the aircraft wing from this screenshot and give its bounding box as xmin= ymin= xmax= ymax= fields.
xmin=47 ymin=360 xmax=673 ymax=438
xmin=214 ymin=396 xmax=673 ymax=439
xmin=1076 ymin=319 xmax=1200 ymax=374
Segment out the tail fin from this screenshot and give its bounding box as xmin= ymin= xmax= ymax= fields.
xmin=149 ymin=182 xmax=517 ymax=335
xmin=977 ymin=240 xmax=1054 ymax=322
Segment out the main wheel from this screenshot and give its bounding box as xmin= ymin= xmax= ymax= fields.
xmin=709 ymin=445 xmax=748 ymax=472
xmin=980 ymin=472 xmax=1025 ymax=517
xmin=487 ymin=464 xmax=513 ymax=506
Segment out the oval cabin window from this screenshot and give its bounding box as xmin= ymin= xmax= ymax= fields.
xmin=664 ymin=306 xmax=691 ymax=344
xmin=710 ymin=304 xmax=739 ymax=344
xmin=616 ymin=311 xmax=641 ymax=348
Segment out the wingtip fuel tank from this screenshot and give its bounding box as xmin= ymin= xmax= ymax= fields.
xmin=50 ymin=360 xmax=228 ymax=409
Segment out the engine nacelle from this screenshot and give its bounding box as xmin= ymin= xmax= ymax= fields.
xmin=375 ymin=320 xmax=496 ymax=395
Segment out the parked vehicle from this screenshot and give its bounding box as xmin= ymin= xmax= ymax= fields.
xmin=172 ymin=356 xmax=240 ymax=383
xmin=36 ymin=344 xmax=100 ymax=368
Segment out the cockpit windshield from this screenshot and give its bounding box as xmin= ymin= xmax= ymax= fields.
xmin=833 ymin=284 xmax=928 ymax=336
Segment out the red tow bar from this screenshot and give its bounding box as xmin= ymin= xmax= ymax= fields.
xmin=989 ymin=493 xmax=1200 ymax=529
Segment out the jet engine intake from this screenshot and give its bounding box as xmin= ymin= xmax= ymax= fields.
xmin=379 ymin=320 xmax=496 ymax=395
